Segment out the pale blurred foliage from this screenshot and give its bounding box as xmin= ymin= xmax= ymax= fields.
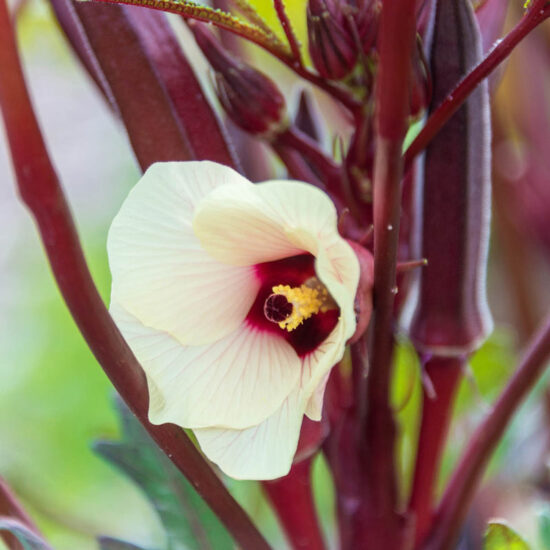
xmin=0 ymin=1 xmax=163 ymax=547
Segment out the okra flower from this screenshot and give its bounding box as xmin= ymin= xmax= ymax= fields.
xmin=107 ymin=162 xmax=359 ymax=480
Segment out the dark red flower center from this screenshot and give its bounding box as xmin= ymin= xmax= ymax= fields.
xmin=246 ymin=254 xmax=339 ymax=357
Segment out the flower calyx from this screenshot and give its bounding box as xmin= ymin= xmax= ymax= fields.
xmin=353 ymin=0 xmax=381 ymax=55
xmin=190 ymin=22 xmax=288 ymax=137
xmin=307 ymin=0 xmax=358 ymax=80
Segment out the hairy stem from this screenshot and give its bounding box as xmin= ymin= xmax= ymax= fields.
xmin=0 ymin=3 xmax=268 ymax=548
xmin=273 ymin=0 xmax=302 ymax=64
xmin=357 ymin=0 xmax=417 ymax=545
xmin=422 ymin=312 xmax=550 ymax=550
xmin=89 ymin=0 xmax=360 ymax=111
xmin=405 ymin=0 xmax=550 ymax=165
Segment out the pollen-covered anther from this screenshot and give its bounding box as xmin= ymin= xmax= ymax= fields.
xmin=264 ymin=293 xmax=294 ymax=324
xmin=266 ymin=282 xmax=332 ymax=332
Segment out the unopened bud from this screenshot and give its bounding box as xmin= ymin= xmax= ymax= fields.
xmin=307 ymin=0 xmax=358 ymax=80
xmin=191 ymin=22 xmax=287 ymax=136
xmin=353 ymin=0 xmax=380 ymax=54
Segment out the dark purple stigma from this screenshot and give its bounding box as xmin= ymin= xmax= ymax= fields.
xmin=264 ymin=294 xmax=293 ymax=324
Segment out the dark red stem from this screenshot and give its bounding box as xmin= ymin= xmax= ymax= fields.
xmin=422 ymin=312 xmax=550 ymax=550
xmin=88 ymin=0 xmax=360 ymax=111
xmin=272 ymin=143 xmax=324 ymax=186
xmin=263 ymin=458 xmax=326 ymax=550
xmin=408 ymin=358 xmax=464 ymax=547
xmin=275 ymin=127 xmax=340 ymax=182
xmin=405 ymin=0 xmax=550 ymax=165
xmin=0 ymin=477 xmax=43 ymax=550
xmin=273 ymin=0 xmax=302 ymax=63
xmin=363 ymin=0 xmax=417 ymax=513
xmin=0 ymin=3 xmax=268 ymax=548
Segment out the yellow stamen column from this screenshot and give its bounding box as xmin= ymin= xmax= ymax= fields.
xmin=271 ymin=284 xmax=329 ymax=331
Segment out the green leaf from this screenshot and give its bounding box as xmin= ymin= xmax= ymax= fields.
xmin=0 ymin=518 xmax=52 ymax=550
xmin=98 ymin=536 xmax=149 ymax=550
xmin=484 ymin=521 xmax=531 ymax=550
xmin=94 ymin=397 xmax=233 ymax=550
xmin=538 ymin=506 xmax=550 ymax=548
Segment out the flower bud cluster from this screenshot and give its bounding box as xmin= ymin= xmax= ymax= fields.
xmin=307 ymin=0 xmax=357 ymax=80
xmin=306 ymin=0 xmax=380 ymax=81
xmin=352 ymin=0 xmax=381 ymax=54
xmin=191 ymin=22 xmax=287 ymax=137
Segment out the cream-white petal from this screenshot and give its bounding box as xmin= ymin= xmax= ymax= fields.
xmin=243 ymin=181 xmax=359 ymax=341
xmin=194 ymin=390 xmax=304 ymax=480
xmin=193 ymin=179 xmax=342 ymax=266
xmin=110 ymin=301 xmax=301 ymax=430
xmin=314 ymin=243 xmax=358 ymax=343
xmin=108 ymin=161 xmax=257 ymax=346
xmin=196 ymin=177 xmax=358 ymax=418
xmin=193 ymin=177 xmax=359 ymax=338
xmin=249 ymin=182 xmax=359 ymax=412
xmin=192 ymin=182 xmax=303 ymax=265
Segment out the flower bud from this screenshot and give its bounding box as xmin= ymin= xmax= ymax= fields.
xmin=353 ymin=0 xmax=380 ymax=54
xmin=190 ymin=22 xmax=287 ymax=136
xmin=307 ymin=0 xmax=358 ymax=80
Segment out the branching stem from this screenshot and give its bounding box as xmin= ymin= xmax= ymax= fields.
xmin=408 ymin=358 xmax=464 ymax=548
xmin=358 ymin=0 xmax=417 ymax=544
xmin=422 ymin=312 xmax=550 ymax=550
xmin=276 ymin=127 xmax=340 ymax=181
xmin=273 ymin=0 xmax=302 ymax=65
xmin=90 ymin=0 xmax=361 ymax=111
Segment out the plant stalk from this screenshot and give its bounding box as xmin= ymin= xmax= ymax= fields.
xmin=0 ymin=477 xmax=43 ymax=550
xmin=408 ymin=358 xmax=464 ymax=547
xmin=357 ymin=0 xmax=418 ymax=546
xmin=273 ymin=0 xmax=302 ymax=64
xmin=263 ymin=458 xmax=326 ymax=550
xmin=90 ymin=0 xmax=361 ymax=111
xmin=422 ymin=311 xmax=550 ymax=550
